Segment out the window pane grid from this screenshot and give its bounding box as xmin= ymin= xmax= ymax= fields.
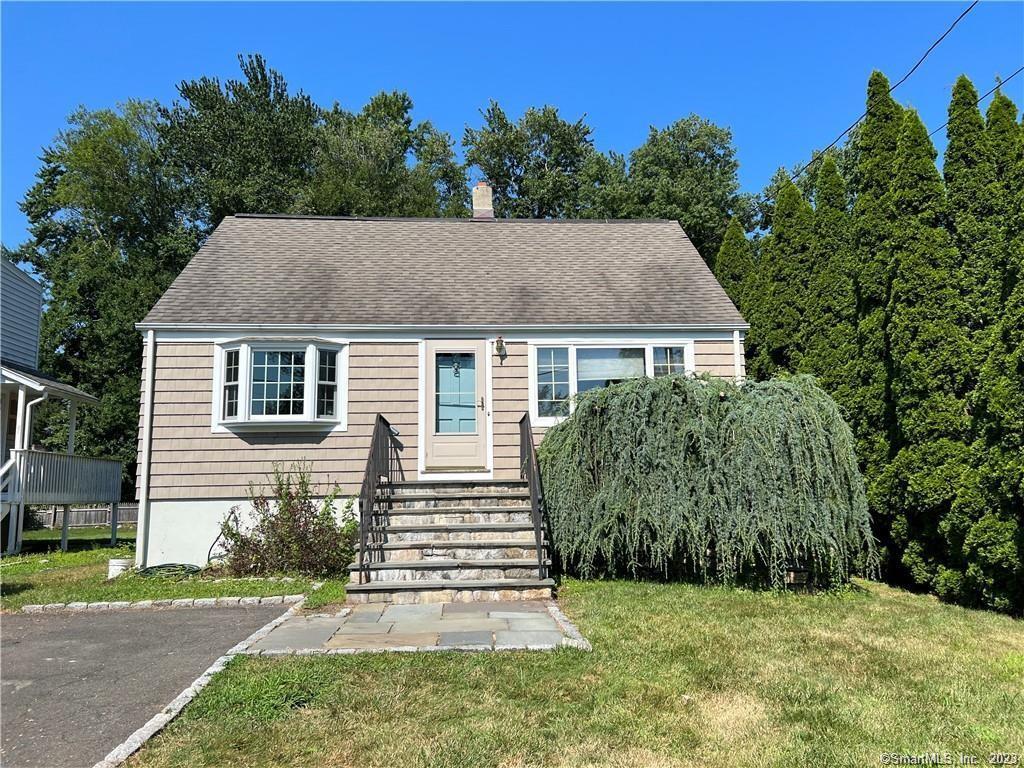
xmin=537 ymin=346 xmax=570 ymax=418
xmin=223 ymin=350 xmax=239 ymax=419
xmin=316 ymin=349 xmax=338 ymax=418
xmin=653 ymin=346 xmax=687 ymax=377
xmin=250 ymin=350 xmax=305 ymax=416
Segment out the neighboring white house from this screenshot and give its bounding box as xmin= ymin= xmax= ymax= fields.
xmin=134 ymin=183 xmax=748 ymax=603
xmin=1 ymin=258 xmax=123 ymax=554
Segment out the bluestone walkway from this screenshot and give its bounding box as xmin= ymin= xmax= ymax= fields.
xmin=248 ymin=600 xmax=583 ymax=653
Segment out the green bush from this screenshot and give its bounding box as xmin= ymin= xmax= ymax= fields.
xmin=537 ymin=374 xmax=877 ymax=588
xmin=218 ymin=465 xmax=356 ymax=578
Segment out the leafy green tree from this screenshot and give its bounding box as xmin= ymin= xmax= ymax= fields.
xmin=463 ymin=102 xmax=595 ymax=219
xmin=713 ymin=217 xmax=753 ymax=309
xmin=884 ymin=109 xmax=972 ymax=593
xmin=301 ymin=91 xmax=468 ymax=217
xmin=799 ymin=155 xmax=857 ymax=405
xmin=576 ymin=151 xmax=633 ymax=220
xmin=744 ymin=181 xmax=814 ymax=378
xmin=628 ymin=115 xmax=751 ymax=260
xmin=161 ymin=54 xmax=321 ymax=229
xmin=15 ymin=101 xmax=199 ymax=495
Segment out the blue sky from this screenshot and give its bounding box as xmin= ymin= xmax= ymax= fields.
xmin=2 ymin=1 xmax=1022 ymax=248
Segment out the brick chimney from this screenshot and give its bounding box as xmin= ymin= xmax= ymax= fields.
xmin=472 ymin=181 xmax=494 ymax=220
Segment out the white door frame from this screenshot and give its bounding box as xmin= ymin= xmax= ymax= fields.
xmin=417 ymin=338 xmax=494 ymax=481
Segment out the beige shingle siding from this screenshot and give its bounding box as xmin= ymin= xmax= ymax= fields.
xmin=145 ymin=342 xmax=421 ymax=500
xmin=143 ymin=216 xmax=746 ymax=328
xmin=141 ymin=338 xmax=744 ymax=500
xmin=694 ymin=339 xmax=744 ymax=379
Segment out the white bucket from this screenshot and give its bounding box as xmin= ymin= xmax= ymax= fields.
xmin=107 ymin=558 xmax=133 ymax=580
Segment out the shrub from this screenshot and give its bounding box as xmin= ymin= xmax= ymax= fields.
xmin=537 ymin=374 xmax=877 ymax=588
xmin=217 ymin=464 xmax=356 ymax=578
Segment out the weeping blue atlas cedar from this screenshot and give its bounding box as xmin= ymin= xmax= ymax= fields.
xmin=537 ymin=374 xmax=878 ymax=587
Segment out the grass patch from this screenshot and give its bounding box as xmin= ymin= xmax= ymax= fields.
xmin=299 ymin=579 xmax=347 ymax=612
xmin=130 ymin=579 xmax=1024 ymax=768
xmin=0 ymin=547 xmax=316 ymax=611
xmin=20 ymin=525 xmax=137 ymax=553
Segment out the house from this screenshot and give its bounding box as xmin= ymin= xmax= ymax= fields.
xmin=134 ymin=183 xmax=747 ymax=603
xmin=1 ymin=258 xmax=123 ymax=554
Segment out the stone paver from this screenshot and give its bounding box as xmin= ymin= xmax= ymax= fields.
xmin=249 ymin=616 xmax=348 ymax=652
xmin=439 ymin=630 xmax=493 ymax=648
xmin=247 ymin=601 xmax=581 ymax=653
xmin=496 ymin=629 xmax=565 ymax=648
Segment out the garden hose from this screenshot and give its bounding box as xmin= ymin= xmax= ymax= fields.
xmin=135 ymin=563 xmax=202 ymax=579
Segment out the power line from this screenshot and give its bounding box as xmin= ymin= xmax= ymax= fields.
xmin=789 ymin=0 xmax=979 ymax=182
xmin=928 ymin=65 xmax=1024 ymax=137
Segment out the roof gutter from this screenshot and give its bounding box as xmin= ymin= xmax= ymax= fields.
xmin=136 ymin=322 xmax=750 ymax=333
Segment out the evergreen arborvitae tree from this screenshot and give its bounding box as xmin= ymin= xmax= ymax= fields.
xmin=849 ymin=72 xmax=904 ymax=507
xmin=713 ymin=217 xmax=754 ymax=310
xmin=800 ymin=155 xmax=857 ymax=405
xmin=985 ymin=91 xmax=1022 ymax=306
xmin=944 ymin=76 xmax=1000 ymax=344
xmin=947 ymin=108 xmax=1024 ymax=613
xmin=884 ymin=109 xmax=973 ymax=593
xmin=744 ymin=180 xmax=814 ymax=378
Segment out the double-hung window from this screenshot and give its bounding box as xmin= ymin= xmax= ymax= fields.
xmin=536 ymin=347 xmax=571 ymax=418
xmin=317 ymin=349 xmax=338 ymax=418
xmin=222 ymin=349 xmax=240 ymax=419
xmin=216 ymin=341 xmax=347 ymax=430
xmin=531 ymin=342 xmax=693 ymax=426
xmin=653 ymin=346 xmax=687 ymax=377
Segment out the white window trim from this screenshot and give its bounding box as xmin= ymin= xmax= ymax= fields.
xmin=211 ymin=339 xmax=349 ymax=433
xmin=528 ymin=340 xmax=696 ymax=427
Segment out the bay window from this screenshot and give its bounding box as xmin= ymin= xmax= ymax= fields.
xmin=530 ymin=342 xmax=694 ymax=426
xmin=215 ymin=341 xmax=347 ymax=430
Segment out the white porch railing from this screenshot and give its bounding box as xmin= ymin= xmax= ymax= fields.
xmin=4 ymin=449 xmax=122 ymax=506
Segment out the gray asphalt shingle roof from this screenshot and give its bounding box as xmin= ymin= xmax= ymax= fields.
xmin=142 ymin=214 xmax=746 ymax=327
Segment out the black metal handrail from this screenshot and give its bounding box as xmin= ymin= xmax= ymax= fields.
xmin=358 ymin=414 xmax=403 ymax=583
xmin=519 ymin=413 xmax=547 ymax=580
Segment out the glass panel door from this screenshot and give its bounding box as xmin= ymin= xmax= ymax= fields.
xmin=435 ymin=352 xmax=477 ymax=433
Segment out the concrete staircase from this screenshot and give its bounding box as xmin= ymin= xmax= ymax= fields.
xmin=346 ymin=480 xmax=554 ymax=605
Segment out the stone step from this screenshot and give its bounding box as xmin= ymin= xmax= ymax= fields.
xmin=381 ymin=505 xmax=532 ymax=515
xmin=348 ymin=559 xmax=546 ymax=583
xmin=358 ymin=540 xmax=541 ymax=562
xmin=389 ymin=480 xmax=527 ymax=494
xmin=350 ymin=558 xmax=546 ymax=571
xmin=359 ymin=538 xmax=541 ymax=551
xmin=383 ymin=491 xmax=531 ymax=509
xmin=345 ymin=577 xmax=556 ymax=605
xmin=365 ymin=523 xmax=539 ymax=545
xmin=369 ymin=509 xmax=533 ymax=526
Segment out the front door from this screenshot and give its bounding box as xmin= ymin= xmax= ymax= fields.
xmin=424 ymin=340 xmax=488 ymax=472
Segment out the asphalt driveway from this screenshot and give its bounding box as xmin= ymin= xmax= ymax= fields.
xmin=1 ymin=605 xmax=284 ymax=768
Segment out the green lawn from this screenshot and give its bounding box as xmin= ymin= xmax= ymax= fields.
xmin=21 ymin=524 xmax=137 ymax=552
xmin=129 ymin=579 xmax=1024 ymax=768
xmin=0 ymin=546 xmax=316 ymax=611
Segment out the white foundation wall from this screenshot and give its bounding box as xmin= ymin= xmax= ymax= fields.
xmin=140 ymin=498 xmax=357 ymax=567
